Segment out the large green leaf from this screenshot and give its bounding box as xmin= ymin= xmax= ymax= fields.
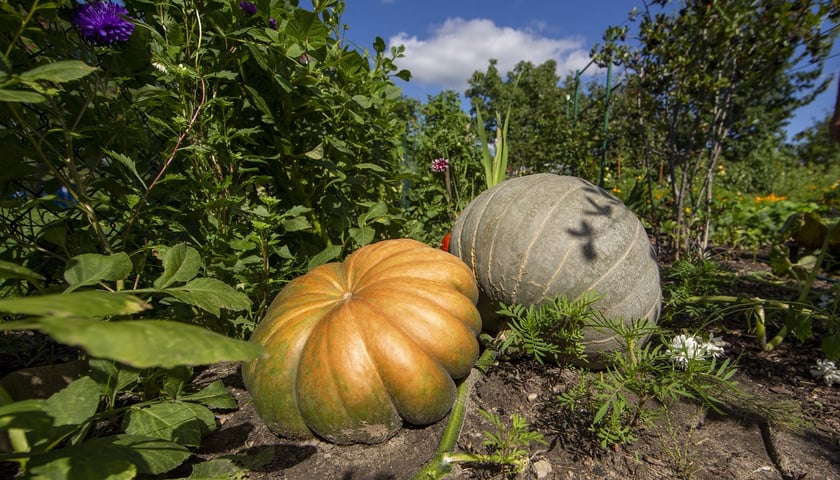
xmin=20 ymin=60 xmax=98 ymax=83
xmin=123 ymin=402 xmax=214 ymax=448
xmin=64 ymin=252 xmax=133 ymax=292
xmin=154 ymin=243 xmax=202 ymax=289
xmin=164 ymin=278 xmax=251 ymax=316
xmin=0 ymin=291 xmax=150 ymax=318
xmin=43 ymin=376 xmax=101 ymax=426
xmin=28 ymin=434 xmax=190 ymax=478
xmin=0 ymin=88 xmax=46 ymax=103
xmin=1 ymin=318 xmax=264 ymax=368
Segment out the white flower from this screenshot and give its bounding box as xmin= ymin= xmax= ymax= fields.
xmin=666 ymin=334 xmax=727 ymax=369
xmin=666 ymin=334 xmax=701 ymax=369
xmin=704 ymin=335 xmax=727 ymax=358
xmin=810 ymin=359 xmax=840 ymax=387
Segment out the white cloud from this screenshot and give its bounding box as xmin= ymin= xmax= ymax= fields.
xmin=389 ymin=17 xmax=593 ymax=92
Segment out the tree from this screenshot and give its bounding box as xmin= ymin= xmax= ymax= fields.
xmin=396 ymin=91 xmax=483 ymax=242
xmin=465 ymin=60 xmax=608 ymax=179
xmin=615 ymin=0 xmax=837 ymax=257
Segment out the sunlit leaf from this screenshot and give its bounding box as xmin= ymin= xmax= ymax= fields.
xmin=124 ymin=402 xmax=213 ymax=447
xmin=1 ymin=318 xmax=264 ymax=368
xmin=0 ymin=291 xmax=150 ymax=318
xmin=0 ymin=88 xmax=46 ymax=103
xmin=64 ymin=252 xmax=133 ymax=292
xmin=20 ymin=60 xmax=97 ymax=83
xmin=180 ymin=380 xmax=237 ymax=409
xmin=154 ymin=243 xmax=202 ymax=289
xmin=28 ymin=434 xmax=190 ymax=477
xmin=163 ymin=278 xmax=251 ymax=316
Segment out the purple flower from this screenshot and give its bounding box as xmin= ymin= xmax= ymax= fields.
xmin=73 ymin=1 xmax=135 ymax=46
xmin=240 ymin=1 xmax=257 ymax=16
xmin=431 ymin=158 xmax=449 ymax=172
xmin=268 ymin=18 xmax=277 ymax=30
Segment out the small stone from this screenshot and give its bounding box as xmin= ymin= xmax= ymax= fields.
xmin=527 ymin=393 xmax=539 ymax=402
xmin=533 ymin=459 xmax=552 ymax=478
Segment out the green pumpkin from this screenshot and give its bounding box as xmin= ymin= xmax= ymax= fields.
xmin=450 ymin=174 xmax=661 ymax=367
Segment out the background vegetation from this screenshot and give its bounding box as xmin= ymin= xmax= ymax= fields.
xmin=1 ymin=0 xmax=839 ymax=477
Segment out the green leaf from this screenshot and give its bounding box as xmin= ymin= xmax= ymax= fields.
xmin=1 ymin=318 xmax=265 ymax=369
xmin=349 ymin=225 xmax=374 ymax=246
xmin=89 ymin=359 xmax=141 ymax=398
xmin=822 ymin=332 xmax=840 ymax=361
xmin=180 ymin=380 xmax=237 ymax=409
xmin=352 ymin=163 xmax=387 ymax=173
xmin=154 ymin=243 xmax=202 ymax=289
xmin=0 ymin=399 xmax=51 ymax=430
xmin=44 ymin=376 xmax=100 ymax=426
xmin=28 ymin=434 xmax=190 ymax=477
xmin=282 ymin=216 xmax=311 ymax=232
xmin=64 ymin=252 xmax=133 ymax=292
xmin=164 ymin=277 xmax=251 ymax=316
xmin=304 ymin=142 xmax=324 ymax=160
xmin=20 ymin=60 xmax=98 ymax=83
xmin=0 ymin=260 xmax=45 ymax=282
xmin=351 ymin=95 xmax=371 ymax=108
xmin=244 ymin=85 xmax=274 ymax=123
xmin=0 ymin=88 xmax=46 ymax=103
xmin=30 ymin=455 xmax=137 ymax=480
xmin=0 ymin=291 xmax=150 ymax=318
xmin=307 ymin=244 xmax=342 ymax=270
xmin=123 ymin=402 xmax=213 ymax=448
xmin=180 ymin=458 xmax=246 ymax=480
xmin=104 ymin=149 xmax=148 ymax=189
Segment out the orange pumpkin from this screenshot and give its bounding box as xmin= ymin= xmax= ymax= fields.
xmin=241 ymin=238 xmax=481 ymax=444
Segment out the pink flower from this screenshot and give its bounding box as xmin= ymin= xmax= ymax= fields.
xmin=431 ymin=158 xmax=449 ymax=172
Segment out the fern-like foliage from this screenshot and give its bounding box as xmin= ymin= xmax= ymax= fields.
xmin=495 ymin=292 xmax=604 ymax=364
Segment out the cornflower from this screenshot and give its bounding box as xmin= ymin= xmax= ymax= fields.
xmin=73 ymin=1 xmax=135 ymax=46
xmin=240 ymin=1 xmax=257 ymax=15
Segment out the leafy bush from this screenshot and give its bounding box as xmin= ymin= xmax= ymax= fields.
xmin=1 ymin=0 xmax=410 ymax=329
xmin=0 ymin=251 xmax=264 ymax=478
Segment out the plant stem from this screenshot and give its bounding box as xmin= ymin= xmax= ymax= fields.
xmin=413 ymin=347 xmax=498 ymax=480
xmin=765 ymin=220 xmax=838 ymax=351
xmin=0 ymin=385 xmax=30 ymax=467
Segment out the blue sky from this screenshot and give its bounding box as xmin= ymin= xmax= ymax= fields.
xmin=341 ymin=0 xmax=840 ymax=141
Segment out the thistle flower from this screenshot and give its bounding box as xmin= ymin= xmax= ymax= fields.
xmin=240 ymin=1 xmax=257 ymax=16
xmin=73 ymin=1 xmax=135 ymax=46
xmin=810 ymin=359 xmax=840 ymax=387
xmin=431 ymin=158 xmax=449 ymax=172
xmin=269 ymin=18 xmax=278 ymax=30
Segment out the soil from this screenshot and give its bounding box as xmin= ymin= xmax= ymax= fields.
xmin=3 ymin=253 xmax=840 ymax=479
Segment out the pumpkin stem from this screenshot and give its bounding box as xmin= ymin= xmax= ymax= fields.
xmin=412 ymin=347 xmax=499 ymax=479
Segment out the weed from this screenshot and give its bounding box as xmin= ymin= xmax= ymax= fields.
xmin=495 ymin=293 xmax=603 ymax=364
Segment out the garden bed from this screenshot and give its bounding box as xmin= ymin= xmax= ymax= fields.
xmin=186 ymin=256 xmax=839 ymax=479
xmin=2 ymin=254 xmax=839 ymax=479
